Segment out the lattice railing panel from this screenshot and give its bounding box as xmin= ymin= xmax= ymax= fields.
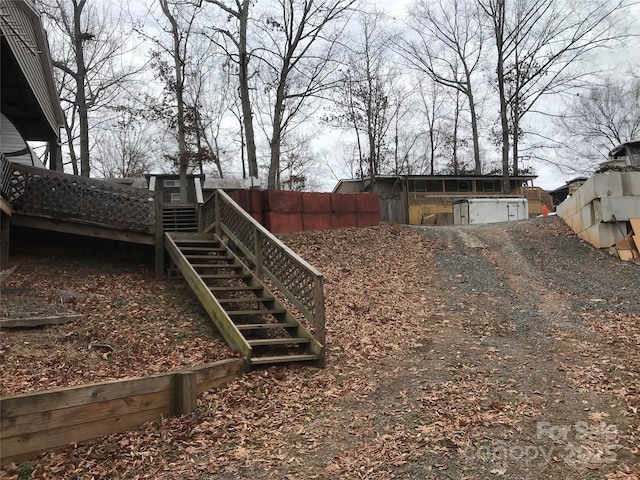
xmin=220 ymin=197 xmax=255 ymax=254
xmin=4 ymin=161 xmax=154 ymax=233
xmin=201 ymin=193 xmax=216 ymax=232
xmin=262 ymin=237 xmax=315 ymax=317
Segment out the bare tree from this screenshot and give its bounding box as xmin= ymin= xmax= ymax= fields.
xmin=325 ymin=11 xmax=399 ymax=184
xmin=250 ymin=0 xmax=357 ymax=188
xmin=92 ymin=109 xmax=159 ymax=178
xmin=399 ymin=0 xmax=485 ymax=174
xmin=479 ymin=0 xmax=632 ymax=191
xmin=557 ymin=78 xmax=640 ymax=170
xmin=156 ymin=0 xmax=196 ymax=201
xmin=201 ymin=0 xmax=259 ymax=182
xmin=40 ymin=0 xmax=138 ymax=177
xmin=416 ymin=80 xmax=448 ymax=175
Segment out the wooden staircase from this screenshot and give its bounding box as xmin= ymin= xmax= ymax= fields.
xmin=165 ymin=232 xmax=323 ymax=367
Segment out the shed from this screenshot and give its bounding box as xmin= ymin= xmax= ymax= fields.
xmin=453 ymin=198 xmax=529 ymax=225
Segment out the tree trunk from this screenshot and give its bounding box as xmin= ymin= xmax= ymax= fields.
xmin=512 ymin=119 xmax=519 ymax=177
xmin=452 ymin=95 xmax=459 ymax=175
xmin=239 ymin=0 xmax=258 ymax=182
xmin=467 ymin=87 xmax=481 ymax=175
xmin=268 ymin=67 xmax=288 ymax=189
xmin=493 ymin=0 xmax=511 ymax=194
xmin=160 ymin=0 xmax=188 ymax=202
xmin=73 ymin=0 xmax=90 ymax=177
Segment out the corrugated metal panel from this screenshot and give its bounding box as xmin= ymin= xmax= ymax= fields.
xmin=0 ymin=0 xmax=63 ymax=137
xmin=0 ymin=113 xmax=46 ymax=168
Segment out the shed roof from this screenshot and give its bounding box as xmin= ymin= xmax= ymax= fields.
xmin=333 ymin=174 xmax=537 ymax=193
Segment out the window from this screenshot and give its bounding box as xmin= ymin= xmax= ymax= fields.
xmin=413 ymin=180 xmax=427 ymax=192
xmin=164 ymin=179 xmax=180 ymax=188
xmin=482 ymin=181 xmax=495 ymax=192
xmin=426 ymin=180 xmax=442 ymax=192
xmin=457 ymin=181 xmax=470 ymax=192
xmin=170 ymin=192 xmax=182 ymax=203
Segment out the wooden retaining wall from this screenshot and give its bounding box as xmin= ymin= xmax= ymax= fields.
xmin=0 ymin=358 xmax=245 ymax=466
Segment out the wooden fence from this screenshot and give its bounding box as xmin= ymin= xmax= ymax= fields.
xmin=0 ymin=358 xmax=245 ymax=466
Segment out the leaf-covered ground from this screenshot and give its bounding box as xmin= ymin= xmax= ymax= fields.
xmin=1 ymin=218 xmax=639 ymax=479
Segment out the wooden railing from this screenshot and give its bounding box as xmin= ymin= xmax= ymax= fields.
xmin=0 ymin=157 xmax=155 ymax=233
xmin=519 ymin=186 xmax=554 ymax=209
xmin=201 ymin=190 xmax=326 ymax=352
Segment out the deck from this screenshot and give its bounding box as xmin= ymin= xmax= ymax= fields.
xmin=0 ymin=156 xmax=325 ymax=367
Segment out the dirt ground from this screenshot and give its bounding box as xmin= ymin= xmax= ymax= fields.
xmin=1 ymin=217 xmax=639 ymax=479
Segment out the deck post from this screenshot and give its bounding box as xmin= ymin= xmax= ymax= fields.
xmin=254 ymin=227 xmax=263 ymax=280
xmin=0 ymin=212 xmax=9 ymax=268
xmin=214 ymin=190 xmax=222 ymax=237
xmin=155 ymin=189 xmax=164 ymax=278
xmin=174 ymin=371 xmax=197 ymax=415
xmin=314 ymin=275 xmax=326 ymax=367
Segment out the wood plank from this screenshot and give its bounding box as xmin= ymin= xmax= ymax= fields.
xmin=216 ymin=297 xmax=272 ymax=303
xmin=200 ymin=273 xmax=253 ymax=280
xmin=250 ymin=354 xmax=320 ymax=365
xmin=235 ymin=322 xmax=297 ymax=330
xmin=189 ymin=263 xmax=242 ymax=269
xmin=1 ymin=405 xmax=172 ymax=464
xmin=0 ymin=374 xmax=173 ymax=418
xmin=167 ymin=232 xmax=215 ymax=240
xmin=209 ymin=285 xmax=263 ymax=292
xmin=1 ymin=390 xmax=171 ymax=438
xmin=0 ymin=198 xmax=12 ymax=217
xmin=226 ymin=309 xmax=285 ymax=316
xmin=12 ymin=215 xmax=154 ymax=245
xmin=194 ymin=358 xmax=245 ymax=394
xmin=0 ymin=313 xmax=82 ymax=328
xmin=248 ymin=337 xmax=311 ymax=346
xmin=0 ymin=360 xmax=246 ymax=466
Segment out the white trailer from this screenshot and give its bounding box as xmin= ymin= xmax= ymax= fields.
xmin=453 ymin=198 xmax=529 ymax=225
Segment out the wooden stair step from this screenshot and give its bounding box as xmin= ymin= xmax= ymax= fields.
xmin=209 ymin=285 xmax=263 ymax=292
xmin=226 ymin=309 xmax=285 ymax=316
xmin=250 ymin=354 xmax=320 ymax=365
xmin=217 ymin=297 xmax=273 ymax=303
xmin=248 ymin=337 xmax=310 ymax=346
xmin=173 ymin=239 xmax=219 ymax=245
xmin=184 ymin=254 xmax=233 ymax=260
xmin=235 ymin=322 xmax=298 ymax=331
xmin=200 ymin=273 xmax=252 ymax=280
xmin=178 ymin=247 xmax=226 ymax=252
xmin=190 ymin=263 xmax=242 ymax=269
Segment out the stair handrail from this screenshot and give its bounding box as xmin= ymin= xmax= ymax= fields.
xmin=0 ymin=160 xmax=155 ymax=233
xmin=201 ymin=190 xmax=325 ymax=352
